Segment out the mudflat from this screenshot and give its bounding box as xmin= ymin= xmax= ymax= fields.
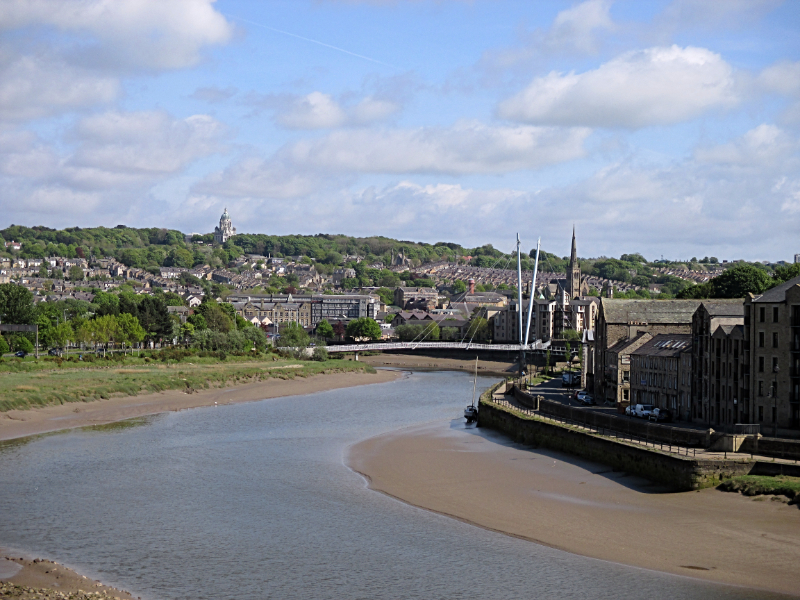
xmin=349 ymin=421 xmax=800 ymax=596
xmin=0 ymin=369 xmax=399 ymax=441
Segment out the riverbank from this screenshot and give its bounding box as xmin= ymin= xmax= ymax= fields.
xmin=0 ymin=555 xmax=135 ymax=599
xmin=0 ymin=367 xmax=400 ymax=441
xmin=349 ymin=420 xmax=800 ymax=596
xmin=359 ymin=352 xmax=517 ymax=376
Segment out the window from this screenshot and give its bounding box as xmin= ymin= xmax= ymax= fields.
xmin=759 ymin=356 xmax=764 ymax=372
xmin=759 ymin=331 xmax=765 ymax=347
xmin=773 ymin=307 xmax=779 ymax=323
xmin=773 ymin=332 xmax=779 ymax=348
xmin=758 ymin=406 xmax=764 ymax=421
xmin=758 ymin=381 xmax=764 ymax=396
xmin=772 ymin=406 xmax=777 ymax=423
xmin=773 ymin=357 xmax=779 ymax=372
xmin=759 ymin=307 xmax=766 ymax=322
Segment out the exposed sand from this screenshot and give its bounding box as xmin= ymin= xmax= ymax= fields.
xmin=0 ymin=369 xmax=400 ymax=441
xmin=349 ymin=420 xmax=800 ymax=596
xmin=0 ymin=554 xmax=135 ymax=599
xmin=359 ymin=353 xmax=518 ymax=375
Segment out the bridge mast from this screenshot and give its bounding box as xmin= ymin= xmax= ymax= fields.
xmin=516 ymin=233 xmax=524 ymax=377
xmin=524 ymin=237 xmax=540 ymax=348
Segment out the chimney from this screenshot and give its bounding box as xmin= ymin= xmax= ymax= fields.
xmin=468 ymin=278 xmax=475 ymax=294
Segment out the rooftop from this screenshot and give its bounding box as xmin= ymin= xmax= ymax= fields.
xmin=631 ymin=333 xmax=692 ymax=357
xmin=601 ymin=299 xmax=703 ymax=324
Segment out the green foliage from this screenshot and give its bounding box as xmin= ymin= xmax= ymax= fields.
xmin=710 ymin=264 xmax=771 ymax=298
xmin=773 ymin=263 xmax=800 ymax=285
xmin=316 ymin=319 xmax=334 ymax=339
xmin=0 ymin=283 xmax=35 ymax=324
xmin=346 ymin=317 xmax=382 ymax=341
xmin=562 ymin=329 xmax=581 ymax=341
xmin=0 ymin=336 xmax=8 ymax=354
xmin=677 ymin=282 xmax=712 ymax=299
xmin=11 ymin=335 xmax=34 ymax=353
xmin=68 ymin=265 xmax=85 ymax=281
xmin=452 ymin=280 xmax=467 ymax=293
xmin=375 ymin=287 xmax=394 ymax=306
xmin=463 ymin=316 xmax=489 ymax=342
xmin=276 ymin=321 xmax=310 ymax=348
xmin=312 ymin=347 xmax=329 ymax=361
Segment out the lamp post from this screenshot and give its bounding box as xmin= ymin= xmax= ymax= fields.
xmin=773 ymin=365 xmax=780 ymax=437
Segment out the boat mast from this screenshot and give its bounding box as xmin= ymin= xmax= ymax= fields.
xmin=471 ymin=355 xmax=478 ymax=407
xmin=516 ymin=233 xmax=524 ymax=377
xmin=523 ymin=237 xmax=540 ymax=348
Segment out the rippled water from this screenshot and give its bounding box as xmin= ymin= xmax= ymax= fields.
xmin=0 ymin=371 xmax=787 ymax=600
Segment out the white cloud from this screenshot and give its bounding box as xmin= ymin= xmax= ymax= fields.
xmin=548 ymin=0 xmax=615 ymax=54
xmin=283 ymin=121 xmax=590 ymax=175
xmin=694 ymin=124 xmax=797 ymax=167
xmin=1 ymin=0 xmax=233 ymax=70
xmin=0 ymin=50 xmax=119 ymax=121
xmin=498 ymin=45 xmax=738 ymax=128
xmin=0 ymin=110 xmax=226 ymax=221
xmin=267 ymin=92 xmax=400 ymax=129
xmin=196 ymin=157 xmax=328 ymax=199
xmin=276 ymin=92 xmax=349 ymax=129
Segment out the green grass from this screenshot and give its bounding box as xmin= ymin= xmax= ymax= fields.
xmin=0 ymin=354 xmax=376 ymax=412
xmin=717 ymin=475 xmax=800 ymax=504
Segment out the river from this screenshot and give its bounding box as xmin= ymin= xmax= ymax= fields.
xmin=0 ymin=370 xmax=784 ymax=599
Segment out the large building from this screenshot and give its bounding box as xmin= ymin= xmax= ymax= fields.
xmin=227 ymin=292 xmax=379 ymax=329
xmin=213 ymin=208 xmax=236 ymax=244
xmin=593 ymin=299 xmax=702 ymax=405
xmin=744 ymin=276 xmax=800 ymax=432
xmin=690 ymin=300 xmax=746 ymax=426
xmin=630 ymin=334 xmax=692 ymax=419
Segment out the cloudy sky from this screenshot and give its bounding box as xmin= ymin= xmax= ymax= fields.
xmin=1 ymin=0 xmax=798 ymax=261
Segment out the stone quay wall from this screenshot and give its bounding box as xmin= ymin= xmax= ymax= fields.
xmin=478 ymin=400 xmax=756 ymax=491
xmin=509 ymin=385 xmax=711 ymax=448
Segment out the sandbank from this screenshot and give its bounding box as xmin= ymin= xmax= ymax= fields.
xmin=0 ymin=368 xmax=400 ymax=441
xmin=0 ymin=554 xmax=135 ymax=599
xmin=359 ymin=353 xmax=517 ymax=375
xmin=349 ymin=420 xmax=800 ymax=596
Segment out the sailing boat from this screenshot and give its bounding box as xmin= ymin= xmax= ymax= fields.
xmin=464 ymin=356 xmax=479 ymax=423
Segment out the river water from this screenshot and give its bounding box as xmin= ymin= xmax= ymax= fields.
xmin=0 ymin=371 xmax=786 ymax=600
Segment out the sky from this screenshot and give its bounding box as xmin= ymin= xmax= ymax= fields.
xmin=1 ymin=0 xmax=799 ymax=261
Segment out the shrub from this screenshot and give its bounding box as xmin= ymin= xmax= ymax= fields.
xmin=312 ymin=347 xmax=329 ymax=361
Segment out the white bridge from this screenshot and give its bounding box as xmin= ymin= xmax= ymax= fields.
xmin=323 ymin=341 xmax=574 ymax=354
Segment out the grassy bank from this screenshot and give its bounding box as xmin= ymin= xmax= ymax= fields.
xmin=0 ymin=353 xmax=375 ymax=411
xmin=717 ymin=475 xmax=800 ymax=504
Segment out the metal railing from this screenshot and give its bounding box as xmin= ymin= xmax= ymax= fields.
xmin=734 ymin=424 xmax=760 ymax=435
xmin=487 ymin=397 xmax=699 ymax=458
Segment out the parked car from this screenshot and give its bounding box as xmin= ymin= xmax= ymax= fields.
xmin=561 ymin=372 xmax=580 ymax=387
xmin=625 ymin=404 xmax=633 ymax=416
xmin=579 ymin=394 xmax=596 ymax=406
xmin=14 ymin=350 xmax=27 ymax=358
xmin=650 ymin=408 xmax=673 ymax=423
xmin=633 ymin=404 xmax=655 ymax=418
xmin=48 ymin=348 xmax=63 ymax=356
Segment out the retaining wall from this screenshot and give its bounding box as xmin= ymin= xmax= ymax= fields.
xmin=478 ymin=401 xmax=755 ymax=491
xmin=739 ymin=436 xmax=800 ymax=461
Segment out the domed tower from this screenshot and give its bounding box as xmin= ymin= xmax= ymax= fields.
xmin=213 ymin=207 xmax=236 ymax=244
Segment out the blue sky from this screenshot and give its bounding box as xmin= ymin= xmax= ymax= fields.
xmin=1 ymin=0 xmax=799 ymax=261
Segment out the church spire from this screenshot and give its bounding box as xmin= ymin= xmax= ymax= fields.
xmin=570 ymin=225 xmax=577 ymax=266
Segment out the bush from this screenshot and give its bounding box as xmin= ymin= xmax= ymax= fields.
xmin=0 ymin=336 xmax=8 ymax=355
xmin=312 ymin=347 xmax=329 ymax=361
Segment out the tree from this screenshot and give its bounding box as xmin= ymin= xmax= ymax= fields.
xmin=38 ymin=263 xmax=49 ymax=278
xmin=333 ymin=320 xmax=346 ymax=340
xmin=452 ymin=280 xmax=467 ymax=293
xmin=187 ymin=313 xmax=207 ymax=330
xmin=463 ymin=316 xmax=489 ymax=342
xmin=316 ymin=319 xmax=334 ymax=339
xmin=137 ymin=296 xmax=172 ymax=340
xmin=68 ymin=265 xmax=85 ymax=281
xmin=49 ymin=321 xmax=74 ymax=350
xmin=116 ymin=313 xmax=146 ymax=352
xmin=0 ymin=283 xmax=35 ymax=325
xmin=276 ymin=321 xmax=310 ymax=348
xmin=773 ymin=263 xmax=800 ymax=285
xmin=346 ymin=317 xmax=382 ymax=341
xmin=710 ymin=264 xmax=770 ymax=298
xmin=0 ymin=336 xmax=8 ymax=355
xmin=677 ymin=282 xmax=712 ymax=299
xmin=562 ymin=329 xmax=581 ymax=341
xmin=203 ymin=304 xmax=232 ymax=333
xmin=312 ymin=347 xmax=329 ymax=361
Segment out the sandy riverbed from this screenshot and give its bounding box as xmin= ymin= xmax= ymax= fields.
xmin=349 ymin=420 xmax=800 ymax=596
xmin=0 ymin=368 xmax=399 ymax=442
xmin=359 ymin=353 xmax=518 ymax=375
